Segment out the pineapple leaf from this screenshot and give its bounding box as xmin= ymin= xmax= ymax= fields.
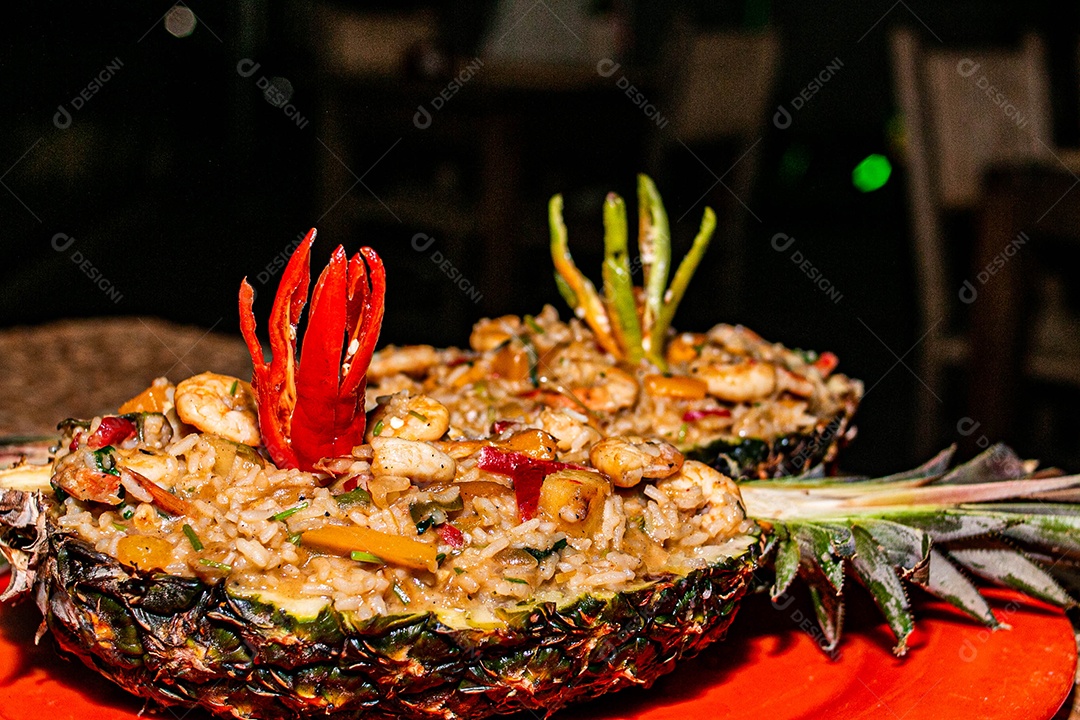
xmin=807 ymin=581 xmax=844 ymax=652
xmin=796 ymin=524 xmax=845 ymax=591
xmin=770 ymin=527 xmax=800 ymax=599
xmin=947 ymin=548 xmax=1075 ymax=609
xmin=936 ymin=444 xmax=1027 ymax=485
xmin=850 ymin=524 xmax=913 ymax=655
xmin=856 ymin=519 xmax=931 ymax=584
xmin=875 ymin=445 xmax=955 ymax=482
xmin=913 ymin=548 xmax=1001 ymax=629
xmin=887 ymin=510 xmax=1009 ymax=543
xmin=1002 ymin=513 xmax=1080 ymax=559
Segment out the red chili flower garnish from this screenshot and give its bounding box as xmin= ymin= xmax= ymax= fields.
xmin=681 ymin=408 xmax=732 ymax=422
xmin=86 ymin=417 xmax=137 ymax=450
xmin=813 ymin=351 xmax=839 ymax=377
xmin=437 ymin=523 xmax=465 ymax=549
xmin=239 ymin=229 xmax=385 ymax=472
xmin=476 ymin=446 xmax=589 ymax=521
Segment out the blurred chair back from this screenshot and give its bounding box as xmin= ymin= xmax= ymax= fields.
xmin=889 ymin=27 xmax=1056 ymax=454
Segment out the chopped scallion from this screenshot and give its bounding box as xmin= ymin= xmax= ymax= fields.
xmin=524 ymin=315 xmax=544 ymax=334
xmin=270 ymin=501 xmax=309 ymax=522
xmin=453 ymin=567 xmax=465 ymax=575
xmin=182 ymin=523 xmax=204 ymax=551
xmin=392 ymin=582 xmax=411 ymax=605
xmin=503 ymin=576 xmax=529 ymax=585
xmin=350 ymin=550 xmax=384 ymax=564
xmin=408 ymin=410 xmax=429 ymax=423
xmin=112 ymin=522 xmax=127 ymax=531
xmin=228 ymin=380 xmax=238 ymax=395
xmin=436 ymin=552 xmax=446 ymax=564
xmin=372 ymin=419 xmax=384 ymax=437
xmin=199 ymin=559 xmax=232 ymax=571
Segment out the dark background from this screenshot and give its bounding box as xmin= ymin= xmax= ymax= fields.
xmin=2 ymin=2 xmax=1079 ymax=474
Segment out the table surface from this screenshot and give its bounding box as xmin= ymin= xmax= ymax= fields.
xmin=1 ymin=317 xmax=1078 ymax=716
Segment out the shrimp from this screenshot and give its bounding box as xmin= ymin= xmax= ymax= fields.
xmin=367 ymin=393 xmax=450 ymax=442
xmin=52 ymin=450 xmax=123 ymax=504
xmin=589 ymin=436 xmax=684 ymax=488
xmin=565 ymin=365 xmax=639 ymax=413
xmin=661 ymin=460 xmax=746 ymax=537
xmin=777 ymin=367 xmax=816 ymax=398
xmin=370 ymin=437 xmax=456 ymax=483
xmin=368 ymin=345 xmax=440 ymax=379
xmin=536 ymin=408 xmax=602 ymax=454
xmin=689 ymin=357 xmax=776 ymax=403
xmin=174 ymin=372 xmax=260 ymax=446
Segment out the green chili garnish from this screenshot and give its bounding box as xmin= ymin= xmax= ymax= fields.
xmin=182 ymin=523 xmax=204 ymax=551
xmin=271 ymin=501 xmax=309 ymax=522
xmin=602 ymin=192 xmax=643 ymax=362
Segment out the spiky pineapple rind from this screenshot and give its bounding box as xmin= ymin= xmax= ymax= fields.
xmin=35 ymin=517 xmax=758 ymax=720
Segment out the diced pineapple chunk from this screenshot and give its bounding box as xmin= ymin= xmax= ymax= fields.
xmin=538 ymin=469 xmax=609 ymax=538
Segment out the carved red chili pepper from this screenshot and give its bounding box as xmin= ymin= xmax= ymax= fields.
xmin=238 ymin=229 xmax=385 ymax=471
xmin=86 ymin=417 xmax=138 ymax=450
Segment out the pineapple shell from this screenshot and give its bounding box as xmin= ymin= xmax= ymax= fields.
xmin=6 ymin=489 xmax=758 ymax=720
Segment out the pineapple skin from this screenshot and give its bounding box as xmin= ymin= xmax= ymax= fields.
xmin=31 ymin=517 xmax=758 ymax=720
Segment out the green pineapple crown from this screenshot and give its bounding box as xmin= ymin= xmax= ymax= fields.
xmin=742 ymin=443 xmax=1080 ymax=655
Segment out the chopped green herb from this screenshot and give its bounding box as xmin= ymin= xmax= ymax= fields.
xmin=372 ymin=419 xmax=384 ymax=437
xmin=336 ymin=487 xmax=372 ymax=507
xmin=524 ymin=315 xmax=544 ymax=334
xmin=436 ymin=552 xmax=446 ymax=564
xmin=350 ymin=550 xmax=384 ymax=564
xmin=288 ymin=532 xmax=302 ymax=545
xmin=228 ymin=380 xmax=238 ymax=395
xmin=182 ymin=523 xmax=204 ymax=551
xmin=199 ymin=559 xmax=232 ymax=572
xmin=408 ymin=410 xmax=429 ymax=423
xmin=503 ymin=576 xmax=529 ymax=585
xmin=111 ymin=522 xmax=127 ymax=531
xmin=521 ymin=335 xmax=541 ymax=388
xmin=523 ymin=538 xmax=568 ymax=561
xmin=453 ymin=567 xmax=465 ymax=575
xmin=270 ymin=501 xmax=309 ymax=522
xmin=92 ymin=447 xmax=119 ymax=475
xmin=53 ymin=486 xmax=69 ymax=503
xmin=121 ymin=506 xmax=134 ymax=520
xmin=410 ymin=496 xmax=464 ymax=534
xmin=677 ymin=422 xmax=688 ymax=444
xmin=392 ymin=582 xmax=411 ymax=605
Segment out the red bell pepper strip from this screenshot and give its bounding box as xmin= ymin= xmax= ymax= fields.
xmin=476 ymin=446 xmax=590 ymax=522
xmin=86 ymin=417 xmax=137 ymax=450
xmin=437 ymin=523 xmax=465 ymax=549
xmin=238 ymin=229 xmax=386 ymax=472
xmin=681 ymin=408 xmax=732 ymax=422
xmin=812 ymin=351 xmax=839 ymax=377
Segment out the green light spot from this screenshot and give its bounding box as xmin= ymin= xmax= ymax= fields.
xmin=852 ymin=154 xmax=892 ymax=192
